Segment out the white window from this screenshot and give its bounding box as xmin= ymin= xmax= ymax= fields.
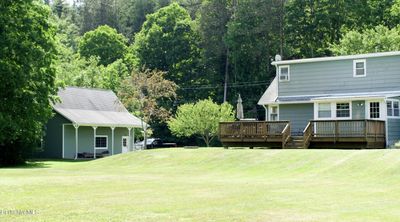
xmin=318 ymin=103 xmax=331 ymax=118
xmin=387 ymin=100 xmax=400 ymax=117
xmin=353 ymin=59 xmax=366 ymax=77
xmin=369 ymin=102 xmax=380 ymax=119
xmin=269 ymin=105 xmax=278 ymax=121
xmin=279 ymin=65 xmax=290 ymax=82
xmin=336 ymin=103 xmax=350 ymax=118
xmin=95 ymin=136 xmax=108 ymax=148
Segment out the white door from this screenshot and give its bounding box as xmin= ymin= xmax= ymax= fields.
xmin=122 ymin=136 xmax=129 ymax=153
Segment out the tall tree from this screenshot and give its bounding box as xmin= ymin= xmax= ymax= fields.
xmin=0 ymin=0 xmax=57 ymax=166
xmin=224 ymin=0 xmax=283 ymax=117
xmin=198 ymin=0 xmax=232 ymax=103
xmin=330 ymin=25 xmax=400 ymax=55
xmin=285 ymin=0 xmax=346 ymax=58
xmin=132 ymin=3 xmax=202 ymax=89
xmin=79 ymin=25 xmax=127 ymax=66
xmin=80 ymin=0 xmax=118 ymax=34
xmin=118 ymin=0 xmax=157 ymax=40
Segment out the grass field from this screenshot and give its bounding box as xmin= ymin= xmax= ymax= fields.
xmin=1 ymin=148 xmax=400 ymax=222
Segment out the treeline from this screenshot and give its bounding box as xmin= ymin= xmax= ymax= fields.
xmin=2 ymin=0 xmax=400 ymax=165
xmin=49 ymin=0 xmax=400 ymax=144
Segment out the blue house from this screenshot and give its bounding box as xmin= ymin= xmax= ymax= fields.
xmin=220 ymin=51 xmax=400 ymax=149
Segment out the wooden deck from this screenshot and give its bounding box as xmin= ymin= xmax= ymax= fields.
xmin=219 ymin=119 xmax=386 ymax=149
xmin=219 ymin=121 xmax=291 ymax=148
xmin=304 ymin=119 xmax=386 ymax=148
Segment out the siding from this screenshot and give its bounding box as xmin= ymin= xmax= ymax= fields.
xmin=279 ymin=103 xmax=314 ymax=135
xmin=42 ymin=113 xmax=71 ymax=158
xmin=63 ymin=126 xmax=131 ymax=159
xmin=387 ymin=118 xmax=400 ymax=147
xmin=278 ymin=56 xmax=400 ymax=96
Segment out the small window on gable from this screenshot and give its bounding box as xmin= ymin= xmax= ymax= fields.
xmin=279 ymin=66 xmax=290 ymax=82
xmin=353 ymin=59 xmax=366 ymax=77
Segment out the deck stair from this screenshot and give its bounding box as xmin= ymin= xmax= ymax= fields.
xmin=285 ymin=136 xmax=306 ymax=149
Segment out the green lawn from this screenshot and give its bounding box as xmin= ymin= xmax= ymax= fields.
xmin=1 ymin=148 xmax=400 ymax=222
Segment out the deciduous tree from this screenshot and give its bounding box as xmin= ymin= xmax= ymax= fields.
xmin=168 ymin=99 xmax=235 ymax=147
xmin=0 ymin=0 xmax=57 ymax=166
xmin=118 ymin=69 xmax=178 ymax=148
xmin=79 ymin=25 xmax=127 ymax=66
xmin=330 ymin=25 xmax=400 ymax=55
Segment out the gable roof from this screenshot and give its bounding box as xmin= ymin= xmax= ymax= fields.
xmin=53 ymin=87 xmax=142 ymax=128
xmin=271 ymin=51 xmax=400 ymax=66
xmin=257 ymin=77 xmax=278 ymax=105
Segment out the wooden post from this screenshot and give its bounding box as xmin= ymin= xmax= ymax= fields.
xmin=364 ymin=120 xmax=368 ymax=139
xmin=334 ymin=121 xmax=339 ymax=143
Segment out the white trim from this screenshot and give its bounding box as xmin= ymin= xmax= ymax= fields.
xmin=111 ymin=127 xmax=115 ymax=155
xmin=272 ymin=51 xmax=400 ymax=65
xmin=278 ymin=65 xmax=290 ymax=82
xmin=314 ymin=101 xmax=352 ymax=120
xmin=365 ymin=100 xmax=385 ymax=121
xmin=62 ymin=124 xmax=65 ymax=159
xmin=353 ymin=59 xmax=366 ymax=77
xmin=121 ymin=136 xmax=129 ymax=153
xmin=268 ymin=105 xmax=279 ymax=121
xmin=132 ymin=129 xmax=135 ymax=150
xmin=386 ymin=99 xmax=400 ymax=119
xmin=94 ymin=135 xmax=108 ymax=149
xmin=127 ymin=128 xmax=132 ymax=152
xmin=73 ymin=124 xmax=79 ymax=160
xmin=335 ymin=102 xmax=352 ymax=120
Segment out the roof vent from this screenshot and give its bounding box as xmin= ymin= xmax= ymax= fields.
xmin=275 ymin=54 xmax=282 ymax=61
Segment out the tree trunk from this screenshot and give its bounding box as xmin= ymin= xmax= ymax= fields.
xmin=223 ymin=49 xmax=229 ymax=102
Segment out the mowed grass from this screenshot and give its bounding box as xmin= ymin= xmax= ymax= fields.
xmin=1 ymin=148 xmax=400 ymax=222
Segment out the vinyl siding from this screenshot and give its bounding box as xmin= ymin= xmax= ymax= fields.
xmin=63 ymin=126 xmax=131 ymax=159
xmin=387 ymin=118 xmax=400 ymax=147
xmin=42 ymin=113 xmax=71 ymax=158
xmin=278 ymin=55 xmax=400 ymax=96
xmin=279 ymin=103 xmax=314 ymax=135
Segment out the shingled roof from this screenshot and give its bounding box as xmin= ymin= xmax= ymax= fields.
xmin=53 ymin=87 xmax=142 ymax=128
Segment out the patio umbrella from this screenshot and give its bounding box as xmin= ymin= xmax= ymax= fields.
xmin=236 ymin=94 xmax=244 ymax=120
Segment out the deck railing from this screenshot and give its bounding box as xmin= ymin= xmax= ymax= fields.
xmin=219 ymin=121 xmax=290 ymax=142
xmin=305 ymin=119 xmax=385 ymax=145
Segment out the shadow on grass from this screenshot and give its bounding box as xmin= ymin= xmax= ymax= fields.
xmin=1 ymin=159 xmax=91 ymax=169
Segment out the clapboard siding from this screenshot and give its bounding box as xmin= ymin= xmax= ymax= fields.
xmin=278 ymin=56 xmax=400 ymax=96
xmin=387 ymin=118 xmax=400 ymax=147
xmin=279 ymin=103 xmax=314 ymax=135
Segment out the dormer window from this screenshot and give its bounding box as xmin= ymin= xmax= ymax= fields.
xmin=353 ymin=59 xmax=366 ymax=77
xmin=279 ymin=65 xmax=290 ymax=82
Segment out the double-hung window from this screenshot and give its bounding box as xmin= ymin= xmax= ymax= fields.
xmin=270 ymin=106 xmax=278 ymax=121
xmin=387 ymin=100 xmax=400 ymax=117
xmin=318 ymin=103 xmax=331 ymax=118
xmin=353 ymin=59 xmax=366 ymax=77
xmin=336 ymin=103 xmax=350 ymax=118
xmin=279 ymin=66 xmax=290 ymax=82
